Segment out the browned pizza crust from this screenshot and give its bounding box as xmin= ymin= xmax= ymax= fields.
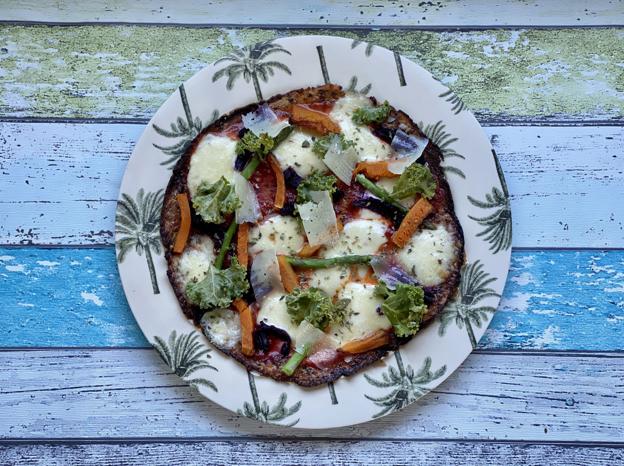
xmin=160 ymin=84 xmax=464 ymax=387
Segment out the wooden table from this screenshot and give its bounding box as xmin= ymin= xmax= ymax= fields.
xmin=1 ymin=1 xmax=623 ymax=464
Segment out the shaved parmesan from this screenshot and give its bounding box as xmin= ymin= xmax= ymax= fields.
xmin=370 ymin=254 xmax=417 ymax=289
xmin=242 ymin=104 xmax=290 ymax=137
xmin=250 ymin=249 xmax=284 ymax=303
xmin=323 ymin=136 xmax=358 ymax=185
xmin=297 ymin=190 xmax=339 ymax=247
xmin=388 ymin=129 xmax=429 ymax=174
xmin=232 ymin=173 xmax=260 ymax=224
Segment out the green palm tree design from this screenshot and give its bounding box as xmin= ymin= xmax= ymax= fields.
xmin=351 ymin=39 xmax=375 ymax=57
xmin=153 ymin=330 xmax=218 ymax=392
xmin=468 ymin=149 xmax=512 ymax=253
xmin=238 ymin=371 xmax=301 ymax=426
xmin=439 ymin=89 xmax=467 ymax=114
xmin=346 ymin=75 xmax=372 ymax=95
xmin=365 ymin=353 xmax=446 ymax=418
xmin=327 ymin=382 xmax=338 ymax=405
xmin=115 ymin=188 xmax=164 ymax=294
xmin=152 ymin=84 xmax=218 ymax=169
xmin=212 ymin=41 xmax=292 ymax=101
xmin=438 ymin=261 xmax=500 ymax=349
xmin=418 ymin=120 xmax=466 ymax=178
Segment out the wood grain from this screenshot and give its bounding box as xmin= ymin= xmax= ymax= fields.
xmin=0 ymin=349 xmax=622 ymax=440
xmin=1 ymin=440 xmax=622 ymax=466
xmin=1 ymin=26 xmax=623 ymax=121
xmin=2 ymin=0 xmax=622 ymax=26
xmin=1 ymin=123 xmax=622 ymax=247
xmin=1 ymin=248 xmax=623 ymax=350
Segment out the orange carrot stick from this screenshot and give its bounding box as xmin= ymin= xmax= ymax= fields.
xmin=233 ymin=298 xmax=254 ymax=356
xmin=290 ymin=104 xmax=341 ymax=135
xmin=354 ymin=161 xmax=399 ymax=180
xmin=277 ymin=255 xmax=299 ymax=293
xmin=268 ymin=154 xmax=286 ymax=209
xmin=236 ymin=222 xmax=249 ymax=268
xmin=340 ymin=330 xmax=390 ymax=354
xmin=391 ymin=197 xmax=434 ymax=248
xmin=173 ymin=193 xmax=191 ymax=254
xmin=298 ymin=243 xmax=322 ymax=258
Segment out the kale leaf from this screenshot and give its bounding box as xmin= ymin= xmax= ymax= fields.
xmin=311 ymin=133 xmax=354 ymax=158
xmin=375 ymin=282 xmax=427 ymax=337
xmin=296 ymin=171 xmax=338 ymax=204
xmin=185 ymin=258 xmax=249 ymax=310
xmin=192 ymin=177 xmax=240 ymax=224
xmin=392 ymin=162 xmax=437 ymax=200
xmin=286 ymin=287 xmax=349 ymax=330
xmin=352 ymin=100 xmax=391 ymax=125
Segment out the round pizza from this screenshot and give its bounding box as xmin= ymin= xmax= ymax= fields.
xmin=160 ymin=84 xmax=464 ymax=386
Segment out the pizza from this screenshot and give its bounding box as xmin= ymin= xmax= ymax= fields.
xmin=160 ymin=84 xmax=464 ymax=386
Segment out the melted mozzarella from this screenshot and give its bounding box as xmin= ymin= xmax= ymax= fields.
xmin=329 ymin=94 xmax=393 ymax=162
xmin=308 ymin=267 xmax=350 ymax=298
xmin=257 ymin=291 xmax=298 ymax=336
xmin=187 ymin=134 xmax=237 ymax=198
xmin=272 ymin=129 xmax=326 ymax=177
xmin=397 ymin=224 xmax=456 ymax=286
xmin=249 ymin=215 xmax=305 ymax=255
xmin=330 ymin=283 xmax=391 ymax=345
xmin=200 ymin=309 xmax=241 ymax=349
xmin=322 ymin=218 xmax=388 ymax=258
xmin=177 ymin=235 xmax=215 ymax=285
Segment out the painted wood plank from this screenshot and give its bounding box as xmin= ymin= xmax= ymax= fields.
xmin=2 ymin=123 xmax=622 ymax=247
xmin=0 ymin=26 xmax=623 ymax=121
xmin=1 ymin=248 xmax=623 ymax=350
xmin=2 ymin=0 xmax=623 ymax=26
xmin=0 ymin=349 xmax=622 ymax=440
xmin=1 ymin=440 xmax=622 ymax=466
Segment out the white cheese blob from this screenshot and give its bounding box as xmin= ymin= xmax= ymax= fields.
xmin=187 ymin=134 xmax=237 ymax=198
xmin=200 ymin=309 xmax=241 ymax=349
xmin=249 ymin=215 xmax=305 ymax=256
xmin=257 ymin=291 xmax=298 ymax=336
xmin=308 ymin=267 xmax=350 ymax=298
xmin=397 ymin=224 xmax=457 ymax=286
xmin=330 ymin=282 xmax=391 ymax=346
xmin=322 ymin=218 xmax=388 ymax=258
xmin=329 ymin=94 xmax=393 ymax=162
xmin=177 ymin=235 xmax=215 ymax=285
xmin=272 ymin=129 xmax=326 ymax=177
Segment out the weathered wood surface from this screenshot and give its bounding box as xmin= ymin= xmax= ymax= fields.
xmin=2 ymin=123 xmax=622 ymax=247
xmin=1 ymin=440 xmax=622 ymax=466
xmin=1 ymin=349 xmax=622 ymax=440
xmin=1 ymin=26 xmax=623 ymax=122
xmin=2 ymin=0 xmax=623 ymax=26
xmin=1 ymin=249 xmax=623 ymax=349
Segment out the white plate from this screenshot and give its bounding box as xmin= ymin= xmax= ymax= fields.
xmin=115 ymin=35 xmax=512 ymax=429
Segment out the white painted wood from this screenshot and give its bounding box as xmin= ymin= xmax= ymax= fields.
xmin=1 ymin=440 xmax=622 ymax=465
xmin=1 ymin=0 xmax=622 ymax=26
xmin=1 ymin=123 xmax=622 ymax=247
xmin=1 ymin=349 xmax=622 ymax=440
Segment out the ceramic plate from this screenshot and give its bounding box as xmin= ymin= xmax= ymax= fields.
xmin=115 ymin=35 xmax=512 ymax=429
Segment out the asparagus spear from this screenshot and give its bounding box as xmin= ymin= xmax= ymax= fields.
xmin=355 ymin=174 xmax=408 ymax=214
xmin=286 ymin=255 xmax=372 ymax=269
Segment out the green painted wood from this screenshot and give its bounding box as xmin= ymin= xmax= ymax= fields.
xmin=0 ymin=26 xmax=622 ymax=121
xmin=1 ymin=248 xmax=622 ymax=349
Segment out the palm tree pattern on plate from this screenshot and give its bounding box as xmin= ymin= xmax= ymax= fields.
xmin=467 ymin=149 xmax=512 ymax=253
xmin=365 ymin=352 xmax=446 ymax=418
xmin=346 ymin=75 xmax=372 ymax=94
xmin=438 ymin=260 xmax=500 ymax=349
xmin=153 ymin=330 xmax=218 ymax=392
xmin=418 ymin=120 xmax=466 ymax=178
xmin=238 ymin=371 xmax=301 ymax=426
xmin=351 ymin=39 xmax=375 ymax=57
xmin=115 ymin=188 xmax=164 ymax=294
xmin=439 ymin=89 xmax=467 ymax=114
xmin=212 ymin=40 xmax=292 ymax=101
xmin=152 ymin=83 xmax=218 ymax=168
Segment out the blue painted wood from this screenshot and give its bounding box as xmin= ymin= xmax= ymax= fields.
xmin=1 ymin=248 xmax=622 ymax=349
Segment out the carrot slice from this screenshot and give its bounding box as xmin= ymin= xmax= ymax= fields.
xmin=234 ymin=298 xmax=254 ymax=356
xmin=391 ymin=197 xmax=434 ymax=248
xmin=298 ymin=243 xmax=322 ymax=258
xmin=236 ymin=222 xmax=249 ymax=268
xmin=277 ymin=255 xmax=299 ymax=293
xmin=290 ymin=104 xmax=341 ymax=135
xmin=173 ymin=193 xmax=191 ymax=254
xmin=354 ymin=161 xmax=399 ymax=180
xmin=268 ymin=154 xmax=285 ymax=209
xmin=340 ymin=330 xmax=390 ymax=354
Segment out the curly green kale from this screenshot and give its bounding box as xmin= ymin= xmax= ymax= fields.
xmin=296 ymin=171 xmax=338 ymax=204
xmin=375 ymin=282 xmax=427 ymax=337
xmin=352 ymin=100 xmax=391 ymax=125
xmin=192 ymin=177 xmax=240 ymax=224
xmin=392 ymin=162 xmax=437 ymax=200
xmin=286 ymin=287 xmax=349 ymax=330
xmin=185 ymin=258 xmax=249 ymax=310
xmin=236 ymin=127 xmax=294 ymax=159
xmin=311 ymin=133 xmax=354 ymax=158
